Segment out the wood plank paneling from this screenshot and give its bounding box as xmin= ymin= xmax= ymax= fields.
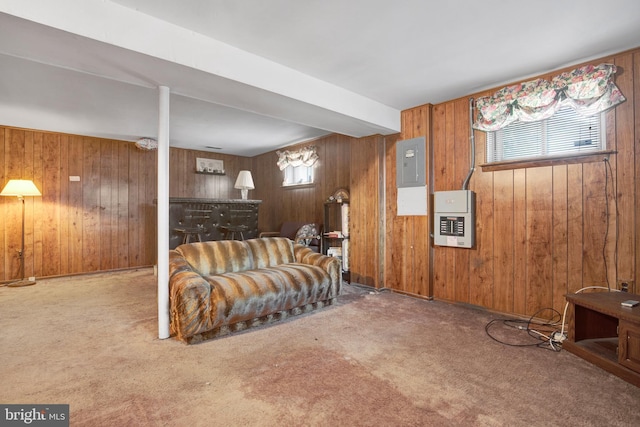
xmin=59 ymin=134 xmax=70 ymax=274
xmin=253 ymin=134 xmax=349 ymax=233
xmin=384 ymin=133 xmax=402 ymax=291
xmin=615 ymin=52 xmax=636 ymax=286
xmin=469 ymin=105 xmax=493 ymax=309
xmin=385 ymin=104 xmax=432 ymax=296
xmin=0 ymin=127 xmax=158 ymax=281
xmin=100 ymin=139 xmax=116 ymax=272
xmin=349 ymin=135 xmax=383 ymax=287
xmin=252 ymin=133 xmax=383 ymax=287
xmin=525 ymin=166 xmax=553 ymax=315
xmin=512 ymin=168 xmax=527 ymax=315
xmin=566 ymin=164 xmax=584 ymax=294
xmin=68 ymin=135 xmax=83 ymax=274
xmin=23 ymin=131 xmax=36 ymax=279
xmin=493 ymin=169 xmax=514 ymax=313
xmin=115 ymin=141 xmax=129 ymax=268
xmin=2 ymin=47 xmax=638 ymax=316
xmin=42 ymin=133 xmax=61 ymax=276
xmin=551 ymin=165 xmax=568 ymax=312
xmin=427 ymin=47 xmax=640 ymax=319
xmin=169 ymin=148 xmax=250 ymax=200
xmin=5 ymin=129 xmax=24 ymax=279
xmin=635 ymin=51 xmax=640 ymax=295
xmin=32 ymin=132 xmax=43 ymax=278
xmin=83 ymin=137 xmax=101 ymax=272
xmin=582 ymin=161 xmax=607 ymax=288
xmin=432 ymin=104 xmax=448 ymax=299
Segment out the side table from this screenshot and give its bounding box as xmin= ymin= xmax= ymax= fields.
xmin=564 ymin=291 xmax=640 ymax=387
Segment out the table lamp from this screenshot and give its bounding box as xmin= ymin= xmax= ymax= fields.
xmin=234 ymin=170 xmax=254 ymax=200
xmin=0 ymin=179 xmax=42 ymax=287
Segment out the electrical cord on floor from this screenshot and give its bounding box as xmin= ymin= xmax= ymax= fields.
xmin=485 ymin=307 xmax=563 ymax=352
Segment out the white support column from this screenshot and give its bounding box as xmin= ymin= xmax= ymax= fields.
xmin=157 ymin=85 xmax=170 ymax=339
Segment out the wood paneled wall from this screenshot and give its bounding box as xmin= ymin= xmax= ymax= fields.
xmin=0 ymin=125 xmax=383 ymax=285
xmin=349 ymin=135 xmax=384 ymax=287
xmin=384 ymin=105 xmax=432 ymax=297
xmin=7 ymin=48 xmax=634 ymax=313
xmin=169 ymin=148 xmax=252 ymax=199
xmin=0 ymin=127 xmax=157 ymax=281
xmin=252 ymin=133 xmax=383 ymax=287
xmin=0 ymin=126 xmax=258 ymax=282
xmin=426 ymin=48 xmax=640 ymax=318
xmin=252 ymin=134 xmax=352 ymax=232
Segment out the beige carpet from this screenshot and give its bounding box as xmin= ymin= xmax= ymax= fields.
xmin=1 ymin=269 xmax=639 ymax=426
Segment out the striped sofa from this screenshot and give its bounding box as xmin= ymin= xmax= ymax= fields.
xmin=168 ymin=237 xmax=342 ymax=343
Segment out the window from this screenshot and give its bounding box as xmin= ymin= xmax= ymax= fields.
xmin=283 ymin=164 xmax=314 ymax=186
xmin=276 ymin=145 xmax=318 ymax=187
xmin=486 ymin=108 xmax=606 ymax=163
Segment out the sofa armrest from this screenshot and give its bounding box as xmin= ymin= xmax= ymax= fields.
xmin=169 ymin=250 xmax=214 ymax=340
xmin=294 ymin=244 xmax=341 ymax=287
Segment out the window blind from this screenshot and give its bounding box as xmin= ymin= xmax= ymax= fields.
xmin=487 ymin=108 xmax=605 ymax=163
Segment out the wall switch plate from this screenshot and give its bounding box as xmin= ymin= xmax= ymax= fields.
xmin=69 ymin=176 xmax=80 ymax=182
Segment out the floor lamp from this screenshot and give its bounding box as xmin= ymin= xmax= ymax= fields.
xmin=0 ymin=179 xmax=42 ymax=287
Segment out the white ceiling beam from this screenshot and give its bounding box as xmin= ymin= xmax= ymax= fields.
xmin=0 ymin=0 xmax=400 ymax=135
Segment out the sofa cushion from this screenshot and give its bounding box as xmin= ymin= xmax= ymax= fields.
xmin=205 ymin=263 xmax=333 ymax=326
xmin=176 ymin=240 xmax=252 ymax=276
xmin=245 ymin=237 xmax=295 ymax=269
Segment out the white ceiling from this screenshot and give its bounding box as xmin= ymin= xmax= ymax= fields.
xmin=1 ymin=0 xmax=639 ymax=157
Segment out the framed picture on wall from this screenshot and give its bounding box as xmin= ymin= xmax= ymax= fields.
xmin=196 ymin=158 xmax=225 ymax=174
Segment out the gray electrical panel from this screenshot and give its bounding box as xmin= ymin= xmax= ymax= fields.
xmin=396 ymin=137 xmax=426 ymax=188
xmin=433 ymin=190 xmax=475 ymax=248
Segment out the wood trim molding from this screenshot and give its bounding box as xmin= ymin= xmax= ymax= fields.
xmin=480 ymin=150 xmax=617 ymax=172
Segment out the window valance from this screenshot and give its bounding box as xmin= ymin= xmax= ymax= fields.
xmin=276 ymin=146 xmax=318 ymax=170
xmin=473 ymin=63 xmax=626 ymax=132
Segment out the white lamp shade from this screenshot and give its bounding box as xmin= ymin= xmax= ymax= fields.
xmin=234 ymin=171 xmax=255 ymax=190
xmin=0 ymin=179 xmax=42 ymax=197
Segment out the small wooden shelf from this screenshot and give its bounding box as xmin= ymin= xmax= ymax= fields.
xmin=323 ymin=199 xmax=350 ymax=283
xmin=573 ymin=337 xmax=619 ymax=362
xmin=196 ymin=170 xmax=225 ymax=176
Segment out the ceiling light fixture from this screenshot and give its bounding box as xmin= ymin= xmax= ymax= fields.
xmin=135 ymin=137 xmax=158 ymax=151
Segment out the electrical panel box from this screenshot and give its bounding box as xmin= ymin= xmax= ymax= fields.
xmin=433 ymin=190 xmax=475 ymax=248
xmin=396 ymin=137 xmax=426 ymax=188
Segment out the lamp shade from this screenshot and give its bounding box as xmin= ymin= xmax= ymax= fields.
xmin=234 ymin=171 xmax=255 ymax=190
xmin=0 ymin=179 xmax=42 ymax=197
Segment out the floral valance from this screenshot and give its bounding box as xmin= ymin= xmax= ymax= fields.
xmin=276 ymin=145 xmax=318 ymax=170
xmin=473 ymin=63 xmax=626 ymax=132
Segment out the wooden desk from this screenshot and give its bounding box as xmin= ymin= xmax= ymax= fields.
xmin=564 ymin=291 xmax=640 ymax=387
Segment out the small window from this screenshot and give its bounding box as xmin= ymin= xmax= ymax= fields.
xmin=486 ymin=108 xmax=606 ymax=163
xmin=283 ymin=164 xmax=314 ymax=186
